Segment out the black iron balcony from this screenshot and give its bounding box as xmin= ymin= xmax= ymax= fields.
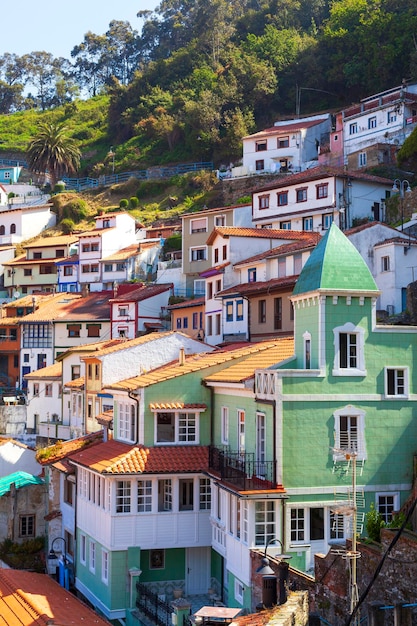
xmin=208 ymin=446 xmax=276 ymax=491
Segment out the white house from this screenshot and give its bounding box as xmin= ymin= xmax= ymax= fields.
xmin=78 ymin=213 xmax=137 ymax=292
xmin=110 ymin=283 xmax=173 ymax=339
xmin=342 ymin=82 xmax=417 ymax=169
xmin=24 ymin=363 xmax=65 ymax=441
xmin=251 ymin=166 xmax=393 ymax=232
xmin=239 ymin=113 xmax=332 ymax=177
xmin=0 ymin=203 xmax=56 ymax=245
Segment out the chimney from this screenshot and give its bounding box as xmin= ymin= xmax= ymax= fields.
xmin=179 ymin=347 xmax=185 ymax=365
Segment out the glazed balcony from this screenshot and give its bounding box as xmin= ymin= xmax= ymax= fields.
xmin=208 ymin=446 xmax=276 ymax=491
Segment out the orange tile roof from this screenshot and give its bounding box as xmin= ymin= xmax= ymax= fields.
xmin=218 ymin=275 xmax=298 ymax=297
xmin=21 ymin=292 xmax=111 ymax=323
xmin=37 ymin=431 xmax=103 ymax=465
xmin=23 ymin=235 xmax=78 ymax=248
xmin=206 ymin=227 xmax=320 ymax=245
xmin=106 ymin=340 xmax=286 ymax=392
xmin=24 ymin=362 xmax=62 ymax=380
xmin=0 ymin=568 xmax=111 ymax=625
xmin=110 ymin=283 xmax=172 ymax=302
xmin=63 ymin=376 xmax=84 ymax=389
xmin=167 ymin=297 xmax=205 ymax=310
xmin=149 ymin=402 xmax=206 ymax=410
xmin=204 ymin=338 xmax=294 ymax=383
xmin=70 ymin=440 xmax=209 ymax=474
xmin=81 ymin=330 xmax=178 ymax=358
xmin=101 ymin=243 xmax=142 ymax=262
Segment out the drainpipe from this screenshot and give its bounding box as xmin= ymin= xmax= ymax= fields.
xmin=128 ymin=389 xmax=141 ymax=444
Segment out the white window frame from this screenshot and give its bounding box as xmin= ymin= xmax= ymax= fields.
xmin=358 ymin=152 xmax=367 ymax=167
xmin=116 ymin=480 xmax=131 ymax=513
xmin=349 ymin=122 xmax=358 ymax=135
xmin=102 ymin=549 xmax=109 ymax=584
xmin=368 ymin=116 xmax=377 ymax=129
xmin=137 ymin=479 xmax=153 ymax=512
xmin=322 ymin=214 xmax=333 ymax=230
xmin=215 ymin=215 xmax=226 ymax=227
xmin=303 ymin=216 xmax=313 ymax=231
xmin=80 ymin=534 xmax=86 ymax=565
xmin=221 ymin=406 xmax=229 ymax=444
xmin=190 ymin=217 xmax=208 ymax=234
xmin=254 ymin=500 xmax=275 ymax=546
xmin=237 ymin=410 xmax=245 ymax=456
xmin=329 ymin=511 xmax=346 ymax=543
xmin=381 ymin=255 xmax=390 ymax=272
xmin=333 ymin=406 xmax=367 ymax=461
xmin=199 ymin=478 xmax=211 ymax=510
xmin=376 ymin=492 xmax=399 ymax=524
xmin=154 ymin=409 xmax=201 ymax=444
xmin=89 ymin=540 xmax=96 ymax=573
xmin=118 ymin=402 xmax=136 ymax=443
xmin=333 ymin=322 xmax=366 ymax=376
xmin=303 ymin=331 xmax=311 ymax=369
xmin=235 ymin=579 xmax=244 ymax=604
xmin=289 ymin=507 xmax=305 ymax=544
xmin=190 ymin=246 xmax=207 ymax=262
xmin=384 ymin=367 xmax=408 ymax=398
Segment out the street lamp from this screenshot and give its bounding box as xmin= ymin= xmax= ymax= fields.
xmin=392 ymin=179 xmax=412 ymax=231
xmin=256 ymin=538 xmax=292 ymax=608
xmin=48 ymin=536 xmax=67 ymax=563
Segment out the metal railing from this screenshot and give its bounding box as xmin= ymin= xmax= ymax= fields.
xmin=208 ymin=446 xmax=276 ymax=490
xmin=62 ymin=161 xmax=213 ymax=192
xmin=136 ymin=583 xmax=173 ymax=626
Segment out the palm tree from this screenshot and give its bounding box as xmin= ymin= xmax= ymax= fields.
xmin=27 ymin=121 xmax=81 ymax=187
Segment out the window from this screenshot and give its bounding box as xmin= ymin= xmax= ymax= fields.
xmin=274 ymin=297 xmax=282 ymax=330
xmin=24 ymin=268 xmax=32 ymax=276
xmin=89 ymin=541 xmax=96 ymax=572
xmin=155 ymin=410 xmax=199 ymax=444
xmin=45 ymin=384 xmax=52 ymax=397
xmin=278 ymin=136 xmax=289 ymax=148
xmin=207 ymin=315 xmax=212 ymax=336
xmin=71 ymin=365 xmax=80 ymax=380
xmin=304 ymin=332 xmax=311 ymax=369
xmin=87 ymin=324 xmax=100 ymax=338
xmin=235 ymin=580 xmax=244 ymax=604
xmin=194 ymin=279 xmax=205 ymax=296
xmin=20 ymin=515 xmax=35 ymax=537
xmin=226 ymin=301 xmax=234 ymax=322
xmin=296 ymin=188 xmax=307 ymax=203
xmin=137 ymin=480 xmax=152 ymax=512
xmin=236 ymin=300 xmax=243 ymax=321
xmin=290 ymin=508 xmax=305 ymax=542
xmin=4 ymin=171 xmax=10 ymax=179
xmin=333 ymin=323 xmax=365 ymax=375
xmin=277 ymin=191 xmax=288 ymax=206
xmin=255 ymin=501 xmax=275 ymax=546
xmin=278 ymin=258 xmax=286 ymax=277
xmin=118 ymin=306 xmax=128 ymax=316
xmin=349 ymin=123 xmax=358 ymax=135
xmin=91 ymin=243 xmax=99 ymax=252
xmin=10 ymin=224 xmax=16 ymax=234
xmin=90 ymin=264 xmax=99 ymax=273
xmin=215 ymin=313 xmax=221 ymax=335
xmin=65 ymin=530 xmax=74 ymax=557
xmin=68 ymin=324 xmax=81 ymax=338
xmin=0 ymin=225 xmax=4 ymax=235
xmin=179 ymin=479 xmax=194 ymax=511
xmin=280 ymin=221 xmax=291 ymax=230
xmin=303 ymin=216 xmax=313 ymax=231
xmin=255 ymin=159 xmax=264 ymax=171
xmin=259 ymin=195 xmax=270 ymax=210
xmin=33 ymin=383 xmax=39 ymax=396
xmin=158 ymin=479 xmax=172 ymax=511
xmin=322 ymin=214 xmax=333 ymax=230
xmin=63 ymin=266 xmax=73 ymax=276
xmin=116 ymin=262 xmax=125 ymax=271
xmin=215 ymin=215 xmax=226 ymax=227
xmin=102 ymin=550 xmax=109 ymax=584
xmin=330 ymin=512 xmax=345 ymax=541
xmin=377 ymin=493 xmax=399 ymax=524
xmin=381 ymin=256 xmax=390 ymax=272
xmin=116 ymin=480 xmax=131 ymax=513
xmin=316 ymin=183 xmax=328 ymax=199
xmin=385 ymin=367 xmax=407 ymax=397
xmin=258 ymin=300 xmax=266 ymax=324
xmin=150 ymin=549 xmax=165 ymax=569
xmin=256 ymin=139 xmax=267 ymax=152
xmin=80 ymin=534 xmax=86 ymax=565
xmin=104 ymin=263 xmax=113 ymax=272
xmin=118 ymin=403 xmax=136 ymax=441
xmin=191 ymin=247 xmax=207 ymax=261
xmin=199 ymin=478 xmax=211 ymax=510
xmin=248 ymin=268 xmax=257 ymax=282
xmin=222 ymin=245 xmax=227 ymax=260
xmin=387 ymin=111 xmax=397 ymax=124
xmin=221 ymin=406 xmax=229 ymax=444
xmin=192 ymin=312 xmax=198 ymax=330
xmin=183 ymin=317 xmax=188 ymax=329
xmin=368 ymin=116 xmax=377 ymax=129
xmin=207 ymin=282 xmax=213 ymax=300
xmin=190 ymin=218 xmax=207 ymax=233
xmin=39 ymin=264 xmax=55 ymax=275
xmin=358 ymin=152 xmax=367 ymax=167
xmin=333 ymin=406 xmax=367 ymax=460
xmin=214 ymin=248 xmax=219 ymax=264
xmin=64 ymin=476 xmax=74 ymax=505
xmin=237 ymin=410 xmax=245 ymax=455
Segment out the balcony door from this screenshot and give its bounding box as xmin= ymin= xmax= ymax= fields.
xmin=256 ymin=412 xmax=266 ymax=478
xmin=186 ymin=547 xmax=210 ymax=595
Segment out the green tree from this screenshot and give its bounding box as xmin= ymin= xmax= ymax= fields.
xmin=27 ymin=122 xmax=81 ymax=187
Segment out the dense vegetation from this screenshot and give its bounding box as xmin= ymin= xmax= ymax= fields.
xmin=1 ymin=0 xmax=417 ymax=172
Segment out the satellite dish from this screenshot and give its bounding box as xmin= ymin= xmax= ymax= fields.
xmin=13 ymin=291 xmax=20 ymax=299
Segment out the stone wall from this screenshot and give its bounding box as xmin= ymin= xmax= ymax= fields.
xmin=219 ymin=174 xmax=284 ymax=207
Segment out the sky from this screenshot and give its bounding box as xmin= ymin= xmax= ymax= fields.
xmin=0 ymin=0 xmax=160 ymax=60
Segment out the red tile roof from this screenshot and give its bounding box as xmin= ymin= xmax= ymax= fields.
xmin=36 ymin=431 xmax=103 ymax=465
xmin=0 ymin=568 xmax=111 ymax=625
xmin=234 ymin=236 xmax=320 ymax=266
xmin=243 ymin=118 xmax=328 ymax=139
xmin=110 ymin=283 xmax=172 ymax=302
xmin=70 ymin=440 xmax=210 ymax=474
xmin=167 ymin=296 xmax=205 ymax=310
xmin=218 ymin=275 xmax=298 ymax=297
xmin=206 ymin=227 xmax=317 ymax=245
xmin=21 ymin=292 xmax=111 ymax=323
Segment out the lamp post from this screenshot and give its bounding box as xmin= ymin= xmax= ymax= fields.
xmin=392 ymin=179 xmax=412 ymax=231
xmin=48 ymin=536 xmax=69 ymax=589
xmin=256 ymin=538 xmax=291 ymax=608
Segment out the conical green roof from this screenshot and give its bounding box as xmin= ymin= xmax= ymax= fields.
xmin=293 ymin=223 xmax=379 ymax=295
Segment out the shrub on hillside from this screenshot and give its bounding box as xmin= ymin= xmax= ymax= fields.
xmin=130 ymin=196 xmax=139 ymax=208
xmin=119 ymin=198 xmax=129 ymax=208
xmin=62 ymin=198 xmax=88 ymax=222
xmin=61 ymin=218 xmax=75 ymax=234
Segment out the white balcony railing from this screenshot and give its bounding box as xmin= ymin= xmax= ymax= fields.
xmin=255 ymin=370 xmax=279 ymax=400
